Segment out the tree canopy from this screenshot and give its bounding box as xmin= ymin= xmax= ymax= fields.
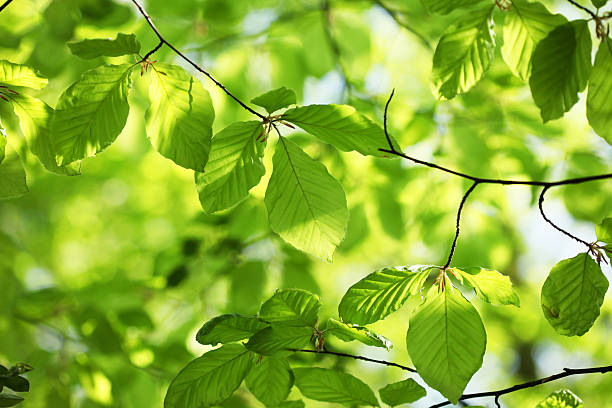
xmin=0 ymin=0 xmax=611 ymax=407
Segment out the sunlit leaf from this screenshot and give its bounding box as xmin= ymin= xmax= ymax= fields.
xmin=0 ymin=144 xmax=28 ymax=200
xmin=378 ymin=378 xmax=426 ymax=406
xmin=51 ymin=64 xmax=132 ymax=165
xmin=265 ymin=137 xmax=348 ymax=261
xmin=246 ymin=325 xmax=313 ymax=356
xmin=529 ymin=20 xmax=592 ymax=122
xmin=246 ymin=357 xmax=294 ymax=406
xmin=164 ymin=344 xmax=253 ymax=408
xmin=541 ymin=253 xmax=609 ymax=336
xmin=450 ymin=267 xmax=520 ymax=307
xmin=325 ymin=318 xmax=392 ymax=349
xmin=338 ymin=265 xmax=433 ymax=325
xmin=536 ymin=389 xmax=583 ymax=407
xmin=146 ymin=63 xmax=215 ymax=171
xmin=406 ymin=278 xmax=486 ymax=403
xmin=586 ymin=38 xmax=612 ymax=145
xmin=0 ymin=393 xmax=24 ymax=407
xmin=502 ymin=0 xmax=566 ymax=81
xmin=282 ymin=104 xmax=396 ymax=157
xmin=421 ymin=0 xmax=484 ymax=15
xmin=196 ymin=314 xmax=268 ymax=346
xmin=68 ymin=33 xmax=141 ymax=59
xmin=195 ymin=121 xmax=265 ymax=213
xmin=293 ymin=367 xmax=379 ymax=407
xmin=431 ymin=5 xmax=496 ymax=99
xmin=258 ymin=289 xmax=321 ymax=327
xmin=596 ymin=217 xmax=612 ymax=244
xmin=0 ymin=60 xmax=47 ymax=89
xmin=251 ymin=87 xmax=296 ymax=114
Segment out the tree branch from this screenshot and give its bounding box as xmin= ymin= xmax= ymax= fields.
xmin=567 ymin=0 xmax=597 ymax=19
xmin=129 ymin=0 xmax=266 ymax=120
xmin=443 ymin=181 xmax=479 ymax=269
xmin=292 ymin=348 xmax=417 ymax=372
xmin=538 ymin=185 xmax=591 ymax=248
xmin=0 ymin=0 xmax=14 ymax=13
xmin=428 ymin=364 xmax=612 ymax=407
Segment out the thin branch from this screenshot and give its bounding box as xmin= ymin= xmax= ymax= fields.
xmin=129 ymin=0 xmax=266 ymax=120
xmin=292 ymin=348 xmax=417 ymax=372
xmin=443 ymin=181 xmax=479 ymax=269
xmin=567 ymin=0 xmax=597 ymax=19
xmin=538 ymin=186 xmax=591 ymax=248
xmin=0 ymin=0 xmax=14 ymax=13
xmin=428 ymin=364 xmax=612 ymax=407
xmin=372 ymin=0 xmax=432 ymax=50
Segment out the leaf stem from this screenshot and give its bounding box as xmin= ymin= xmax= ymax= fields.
xmin=292 ymin=348 xmax=417 ymax=372
xmin=128 ymin=0 xmax=266 ymax=120
xmin=566 ymin=0 xmax=597 ymax=19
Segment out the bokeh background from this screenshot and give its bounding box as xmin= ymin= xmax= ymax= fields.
xmin=0 ymin=0 xmax=611 ymax=406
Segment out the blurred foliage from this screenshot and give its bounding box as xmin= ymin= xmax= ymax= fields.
xmin=0 ymin=0 xmax=611 ymax=407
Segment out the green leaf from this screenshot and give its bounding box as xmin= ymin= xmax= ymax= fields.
xmin=325 ymin=318 xmax=392 ymax=349
xmin=281 ymin=104 xmax=396 ymax=157
xmin=450 ymin=267 xmax=520 ymax=307
xmin=9 ymin=94 xmax=80 ymax=175
xmin=406 ymin=278 xmax=486 ymax=404
xmin=196 ymin=314 xmax=268 ymax=346
xmin=431 ymin=5 xmax=496 ymax=99
xmin=51 ymin=64 xmax=132 ymax=165
xmin=265 ymin=137 xmax=348 ymax=261
xmin=0 ymin=60 xmax=47 ymax=89
xmin=596 ymin=217 xmax=612 ymax=244
xmin=536 ymin=389 xmax=583 ymax=407
xmin=68 ymin=33 xmax=141 ymax=59
xmin=378 ymin=378 xmax=426 ymax=406
xmin=0 ymin=144 xmax=28 ymax=200
xmin=541 ymin=253 xmax=609 ymax=336
xmin=195 ymin=121 xmax=265 ymax=213
xmin=338 ymin=265 xmax=433 ymax=325
xmin=246 ymin=325 xmax=313 ymax=356
xmin=259 ymin=289 xmax=321 ymax=327
xmin=146 ymin=63 xmax=215 ymax=171
xmin=251 ymin=87 xmax=296 ymax=114
xmin=293 ymin=367 xmax=379 ymax=407
xmin=529 ymin=20 xmax=592 ymax=122
xmin=3 ymin=376 xmax=28 ymax=393
xmin=501 ymin=0 xmax=567 ymax=81
xmin=421 ymin=0 xmax=484 ymax=15
xmin=245 ymin=357 xmax=294 ymax=406
xmin=586 ymin=38 xmax=612 ymax=145
xmin=0 ymin=393 xmax=24 ymax=407
xmin=0 ymin=126 xmax=5 ymax=165
xmin=164 ymin=344 xmax=254 ymax=408
xmin=591 ymin=0 xmax=608 ymax=7
xmin=277 ymin=401 xmax=305 ymax=408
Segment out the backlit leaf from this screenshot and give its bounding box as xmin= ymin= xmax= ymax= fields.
xmin=421 ymin=0 xmax=484 ymax=15
xmin=196 ymin=314 xmax=268 ymax=346
xmin=586 ymin=38 xmax=612 ymax=145
xmin=293 ymin=367 xmax=379 ymax=407
xmin=325 ymin=318 xmax=392 ymax=349
xmin=246 ymin=357 xmax=294 ymax=406
xmin=536 ymin=389 xmax=583 ymax=407
xmin=246 ymin=325 xmax=313 ymax=356
xmin=378 ymin=378 xmax=426 ymax=406
xmin=450 ymin=267 xmax=520 ymax=306
xmin=68 ymin=33 xmax=141 ymax=59
xmin=251 ymin=87 xmax=296 ymax=114
xmin=0 ymin=60 xmax=47 ymax=89
xmin=258 ymin=289 xmax=321 ymax=327
xmin=0 ymin=144 xmax=28 ymax=200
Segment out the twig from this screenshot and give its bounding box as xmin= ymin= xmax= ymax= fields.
xmin=0 ymin=0 xmax=14 ymax=13
xmin=567 ymin=0 xmax=597 ymax=19
xmin=538 ymin=186 xmax=590 ymax=247
xmin=442 ymin=181 xmax=479 ymax=269
xmin=292 ymin=348 xmax=417 ymax=372
xmin=129 ymin=0 xmax=266 ymax=120
xmin=428 ymin=364 xmax=612 ymax=407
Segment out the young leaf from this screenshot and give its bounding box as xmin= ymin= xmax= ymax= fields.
xmin=596 ymin=217 xmax=612 ymax=244
xmin=0 ymin=393 xmax=24 ymax=407
xmin=421 ymin=0 xmax=484 ymax=15
xmin=9 ymin=94 xmax=80 ymax=175
xmin=164 ymin=344 xmax=254 ymax=408
xmin=502 ymin=0 xmax=567 ymax=81
xmin=0 ymin=60 xmax=47 ymax=89
xmin=0 ymin=144 xmax=28 ymax=200
xmin=195 ymin=121 xmax=265 ymax=213
xmin=541 ymin=253 xmax=609 ymax=336
xmin=52 ymin=64 xmax=132 ymax=165
xmin=68 ymin=33 xmax=141 ymax=59
xmin=449 ymin=267 xmax=520 ymax=307
xmin=406 ymin=278 xmax=486 ymax=404
xmin=196 ymin=314 xmax=268 ymax=346
xmin=277 ymin=401 xmax=305 ymax=408
xmin=251 ymin=87 xmax=296 ymax=114
xmin=265 ymin=137 xmax=348 ymax=262
xmin=536 ymin=389 xmax=583 ymax=408
xmin=325 ymin=318 xmax=392 ymax=349
xmin=529 ymin=21 xmax=592 ymax=122
xmin=586 ymin=38 xmax=612 ymax=145
xmin=378 ymin=378 xmax=426 ymax=406
xmin=293 ymin=367 xmax=379 ymax=407
xmin=338 ymin=265 xmax=433 ymax=325
xmin=245 ymin=357 xmax=294 ymax=406
xmin=258 ymin=289 xmax=321 ymax=327
xmin=431 ymin=5 xmax=496 ymax=99
xmin=146 ymin=63 xmax=215 ymax=171
xmin=246 ymin=325 xmax=313 ymax=356
xmin=281 ymin=104 xmax=396 ymax=157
